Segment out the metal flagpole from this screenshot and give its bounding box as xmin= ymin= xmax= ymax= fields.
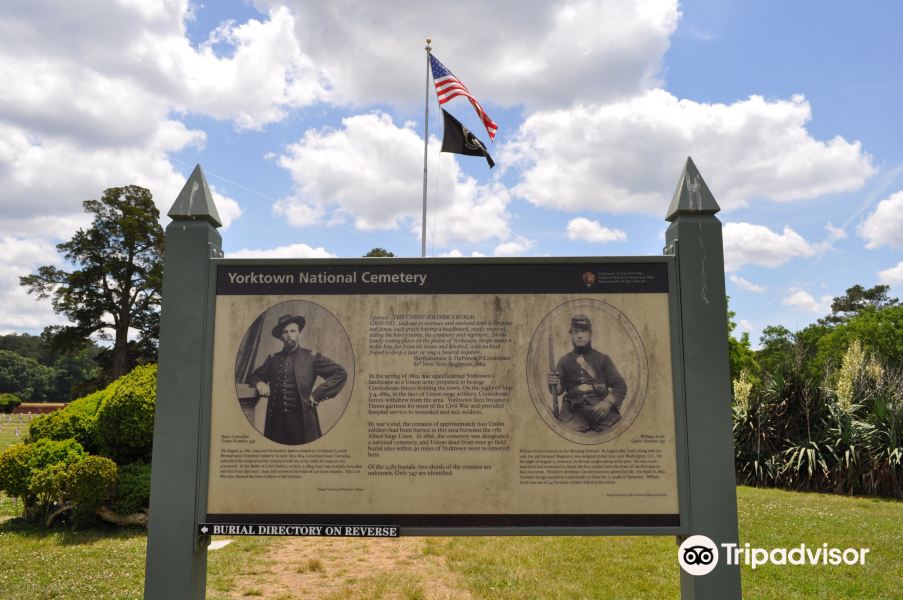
xmin=421 ymin=38 xmax=431 ymax=258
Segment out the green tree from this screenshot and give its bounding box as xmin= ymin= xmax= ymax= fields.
xmin=0 ymin=350 xmax=55 ymax=401
xmin=364 ymin=248 xmax=395 ymax=257
xmin=726 ymin=297 xmax=759 ymax=381
xmin=0 ymin=333 xmax=44 ymax=363
xmin=20 ymin=186 xmax=164 ymax=380
xmin=823 ymin=284 xmax=899 ymax=324
xmin=0 ymin=330 xmax=102 ymax=400
xmin=755 ymin=325 xmax=794 ymax=376
xmin=52 ymin=347 xmax=102 ymax=401
xmin=817 ymin=305 xmax=903 ymax=374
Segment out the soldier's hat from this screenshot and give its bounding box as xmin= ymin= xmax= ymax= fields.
xmin=272 ymin=314 xmax=306 ymax=338
xmin=569 ymin=314 xmax=592 ymax=331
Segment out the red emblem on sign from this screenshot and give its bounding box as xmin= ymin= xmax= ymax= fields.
xmin=582 ymin=271 xmax=596 ymax=288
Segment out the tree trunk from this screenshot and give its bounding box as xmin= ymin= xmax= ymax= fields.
xmin=96 ymin=505 xmax=148 ymax=527
xmin=112 ymin=324 xmax=129 ymax=379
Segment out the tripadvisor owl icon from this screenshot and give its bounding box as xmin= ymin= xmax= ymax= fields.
xmin=678 ymin=535 xmax=719 ymax=576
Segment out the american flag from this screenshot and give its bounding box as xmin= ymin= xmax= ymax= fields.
xmin=430 ymin=54 xmax=498 ymax=141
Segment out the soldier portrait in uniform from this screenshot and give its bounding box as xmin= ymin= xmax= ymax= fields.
xmin=527 ymin=298 xmax=648 ymax=444
xmin=547 ymin=314 xmax=627 ymax=433
xmin=234 ymin=300 xmax=354 ymax=445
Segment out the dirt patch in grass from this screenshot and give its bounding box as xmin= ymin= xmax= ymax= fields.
xmin=220 ymin=536 xmax=472 ymax=600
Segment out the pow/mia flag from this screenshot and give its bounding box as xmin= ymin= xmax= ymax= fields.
xmin=440 ymin=109 xmax=495 ymax=169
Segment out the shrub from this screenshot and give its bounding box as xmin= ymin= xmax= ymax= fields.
xmin=0 ymin=443 xmax=32 ymax=499
xmin=0 ymin=392 xmax=22 ymax=413
xmin=96 ymin=364 xmax=156 ymax=464
xmin=29 ymin=411 xmax=99 ymax=452
xmin=29 ymin=386 xmax=114 ymax=452
xmin=68 ymin=456 xmax=118 ymax=527
xmin=27 ymin=462 xmax=69 ymax=523
xmin=27 ymin=438 xmax=86 ymax=470
xmin=14 ymin=438 xmax=87 ymax=523
xmin=112 ymin=462 xmax=151 ymax=515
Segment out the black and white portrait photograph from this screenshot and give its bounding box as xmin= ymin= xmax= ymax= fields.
xmin=234 ymin=300 xmax=355 ymax=445
xmin=526 ymin=298 xmax=649 ymax=444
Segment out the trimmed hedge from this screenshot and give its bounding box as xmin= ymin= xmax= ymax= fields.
xmin=29 ymin=387 xmax=111 ymax=452
xmin=1 ymin=365 xmax=156 ymax=527
xmin=0 ymin=443 xmax=32 ymax=499
xmin=112 ymin=462 xmax=150 ymax=515
xmin=0 ymin=438 xmax=87 ymax=523
xmin=27 ymin=438 xmax=87 ymax=471
xmin=68 ymin=456 xmax=118 ymax=527
xmin=0 ymin=392 xmax=22 ymax=413
xmin=96 ymin=364 xmax=156 ymax=464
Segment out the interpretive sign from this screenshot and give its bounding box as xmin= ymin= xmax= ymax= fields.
xmin=146 ymin=160 xmax=742 ymax=599
xmin=202 ymin=259 xmax=687 ymax=532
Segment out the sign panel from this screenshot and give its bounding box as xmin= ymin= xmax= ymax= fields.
xmin=204 ymin=259 xmax=684 ymax=531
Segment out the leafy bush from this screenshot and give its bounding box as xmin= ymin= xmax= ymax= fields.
xmin=1 ymin=365 xmax=158 ymax=528
xmin=96 ymin=364 xmax=156 ymax=464
xmin=112 ymin=462 xmax=150 ymax=515
xmin=0 ymin=392 xmax=22 ymax=413
xmin=29 ymin=385 xmax=113 ymax=449
xmin=68 ymin=456 xmax=118 ymax=527
xmin=0 ymin=444 xmax=32 ymax=499
xmin=26 ymin=438 xmax=86 ymax=471
xmin=14 ymin=438 xmax=87 ymax=523
xmin=29 ymin=410 xmax=99 ymax=452
xmin=734 ymin=334 xmax=903 ymax=499
xmin=27 ymin=462 xmax=69 ymax=523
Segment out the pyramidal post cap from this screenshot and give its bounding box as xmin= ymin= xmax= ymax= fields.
xmin=665 ymin=156 xmax=720 ymax=222
xmin=167 ymin=164 xmax=223 ymax=227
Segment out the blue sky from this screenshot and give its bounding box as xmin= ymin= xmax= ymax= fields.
xmin=1 ymin=1 xmax=901 ymax=347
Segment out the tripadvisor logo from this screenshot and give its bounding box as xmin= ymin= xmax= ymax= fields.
xmin=678 ymin=535 xmax=871 ymax=575
xmin=678 ymin=535 xmax=719 ymax=576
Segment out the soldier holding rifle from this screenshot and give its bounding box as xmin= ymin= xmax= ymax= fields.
xmin=547 ymin=314 xmax=627 ymax=432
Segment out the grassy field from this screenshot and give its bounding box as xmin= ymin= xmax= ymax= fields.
xmin=0 ymin=413 xmax=31 ymax=448
xmin=426 ymin=486 xmax=903 ymax=599
xmin=0 ymin=486 xmax=900 ymax=599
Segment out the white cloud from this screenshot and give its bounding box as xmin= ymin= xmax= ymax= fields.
xmin=439 ymin=250 xmax=487 ymax=257
xmin=260 ymin=0 xmax=680 ymax=109
xmin=229 ymin=243 xmax=336 ymax=259
xmin=506 ymin=91 xmax=874 ymax=214
xmin=878 ymin=261 xmax=903 ymax=285
xmin=566 ymin=217 xmax=627 ymax=243
xmin=166 ymin=6 xmax=328 ymax=130
xmin=0 ymin=3 xmax=327 ymax=134
xmin=859 ymin=191 xmax=903 ymax=249
xmin=729 ymin=274 xmax=767 ymax=293
xmin=275 ymin=112 xmax=511 ymax=247
xmin=824 ymin=222 xmax=847 ymax=241
xmin=211 ymin=190 xmax=243 ymax=230
xmin=494 ymin=236 xmax=534 ymax=256
xmin=722 ymin=222 xmax=816 ymax=272
xmin=0 ymin=120 xmax=211 ymax=236
xmin=0 ymin=1 xmax=681 ymax=137
xmin=782 ymin=290 xmax=832 ymax=314
xmin=0 ymin=236 xmax=68 ymax=333
xmin=738 ymin=319 xmax=753 ymax=333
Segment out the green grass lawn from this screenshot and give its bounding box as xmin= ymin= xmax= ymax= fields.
xmin=0 ymin=415 xmax=31 ymax=449
xmin=0 ymin=486 xmax=900 ymax=599
xmin=426 ymin=486 xmax=903 ymax=599
xmin=0 ymin=520 xmax=275 ymax=600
